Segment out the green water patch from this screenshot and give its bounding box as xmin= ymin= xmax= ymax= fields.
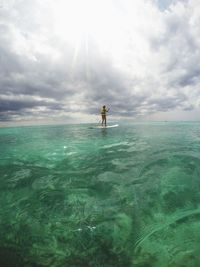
xmin=1 ymin=123 xmax=200 ymax=266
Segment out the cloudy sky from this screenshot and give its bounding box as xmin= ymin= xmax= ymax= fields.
xmin=0 ymin=0 xmax=200 ymax=125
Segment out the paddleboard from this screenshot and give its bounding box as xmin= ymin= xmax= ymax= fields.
xmin=95 ymin=124 xmax=119 ymax=129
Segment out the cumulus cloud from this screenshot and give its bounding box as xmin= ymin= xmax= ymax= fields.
xmin=0 ymin=0 xmax=200 ymax=124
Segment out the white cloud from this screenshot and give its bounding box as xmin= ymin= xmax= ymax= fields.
xmin=0 ymin=0 xmax=200 ymax=124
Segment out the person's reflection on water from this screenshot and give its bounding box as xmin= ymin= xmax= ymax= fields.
xmin=101 ymin=127 xmax=108 ymax=137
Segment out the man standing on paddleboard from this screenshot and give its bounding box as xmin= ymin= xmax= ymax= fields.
xmin=101 ymin=105 xmax=109 ymax=126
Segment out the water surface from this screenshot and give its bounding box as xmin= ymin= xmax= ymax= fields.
xmin=1 ymin=122 xmax=200 ymax=266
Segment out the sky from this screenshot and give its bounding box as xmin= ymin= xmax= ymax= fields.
xmin=0 ymin=0 xmax=200 ymax=126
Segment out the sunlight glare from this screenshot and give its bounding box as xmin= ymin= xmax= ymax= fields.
xmin=52 ymin=0 xmax=127 ymax=53
xmin=50 ymin=0 xmax=149 ymax=74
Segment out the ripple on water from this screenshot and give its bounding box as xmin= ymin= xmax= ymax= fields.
xmin=1 ymin=166 xmax=33 ymax=189
xmin=32 ymin=175 xmax=56 ymax=190
xmin=97 ymin=171 xmax=121 ymax=183
xmin=102 ymin=141 xmax=129 ymax=149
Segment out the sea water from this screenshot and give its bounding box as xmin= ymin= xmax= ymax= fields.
xmin=1 ymin=122 xmax=200 ymax=267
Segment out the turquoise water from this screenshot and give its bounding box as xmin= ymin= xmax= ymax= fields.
xmin=1 ymin=122 xmax=200 ymax=267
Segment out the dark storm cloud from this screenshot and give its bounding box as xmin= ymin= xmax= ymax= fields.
xmin=0 ymin=98 xmax=63 ymax=113
xmin=175 ymin=70 xmax=200 ymax=87
xmin=147 ymin=94 xmax=187 ymax=111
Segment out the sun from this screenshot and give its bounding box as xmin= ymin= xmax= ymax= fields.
xmin=51 ymin=0 xmax=107 ymax=44
xmin=51 ymin=0 xmax=128 ymax=56
xmin=49 ymin=0 xmax=146 ymax=76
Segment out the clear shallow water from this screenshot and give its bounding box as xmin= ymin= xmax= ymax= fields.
xmin=1 ymin=122 xmax=200 ymax=266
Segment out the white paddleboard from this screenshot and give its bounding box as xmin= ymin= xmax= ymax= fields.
xmin=95 ymin=124 xmax=119 ymax=129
